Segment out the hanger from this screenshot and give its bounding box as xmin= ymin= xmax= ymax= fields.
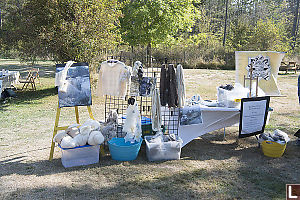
xmin=107 ymin=59 xmax=118 ymax=63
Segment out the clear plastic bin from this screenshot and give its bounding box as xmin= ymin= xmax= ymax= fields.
xmin=144 ymin=135 xmax=182 ymax=162
xmin=58 ymin=144 xmax=100 ymax=168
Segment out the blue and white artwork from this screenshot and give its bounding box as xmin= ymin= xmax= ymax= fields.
xmin=56 ymin=63 xmax=92 ymax=107
xmin=179 ymin=105 xmax=203 ymax=126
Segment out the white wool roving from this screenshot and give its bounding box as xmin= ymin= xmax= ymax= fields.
xmin=82 ymin=119 xmax=101 ymax=131
xmin=53 ymin=131 xmax=67 ymax=143
xmin=88 ymin=131 xmax=104 ymax=145
xmin=60 ymin=135 xmax=76 ymax=148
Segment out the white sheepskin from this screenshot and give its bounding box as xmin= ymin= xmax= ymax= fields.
xmin=60 ymin=135 xmax=76 ymax=148
xmin=53 ymin=131 xmax=67 ymax=143
xmin=88 ymin=131 xmax=104 ymax=145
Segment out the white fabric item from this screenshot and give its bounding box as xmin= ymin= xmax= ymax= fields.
xmin=60 ymin=135 xmax=76 ymax=148
xmin=88 ymin=131 xmax=105 ymax=145
xmin=175 ymin=105 xmax=240 ymax=146
xmin=97 ymin=60 xmax=131 ymax=97
xmin=151 ymin=88 xmax=162 ymax=132
xmin=123 ymin=102 xmax=142 ymax=143
xmin=55 ymin=61 xmax=74 ymax=90
xmin=176 ymin=64 xmax=186 ymax=107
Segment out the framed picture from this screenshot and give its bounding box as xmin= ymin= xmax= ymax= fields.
xmin=56 ymin=62 xmax=92 ymax=108
xmin=179 ymin=105 xmax=203 ymax=126
xmin=239 ymin=96 xmax=270 ymax=138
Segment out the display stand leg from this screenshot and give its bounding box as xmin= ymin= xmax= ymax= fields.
xmin=49 ymin=105 xmax=62 ymax=161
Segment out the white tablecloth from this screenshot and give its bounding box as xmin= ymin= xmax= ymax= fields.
xmin=178 ymin=105 xmax=240 ymax=147
xmin=0 ymin=71 xmax=20 ymax=92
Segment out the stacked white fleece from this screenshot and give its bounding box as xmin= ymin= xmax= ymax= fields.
xmin=53 ymin=119 xmax=105 ymax=148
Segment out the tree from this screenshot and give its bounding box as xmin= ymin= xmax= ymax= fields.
xmin=1 ymin=0 xmax=122 ymax=63
xmin=119 ymin=0 xmax=196 ymax=63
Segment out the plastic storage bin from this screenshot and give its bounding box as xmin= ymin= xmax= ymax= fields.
xmin=108 ymin=138 xmax=142 ymax=161
xmin=58 ymin=144 xmax=100 ymax=168
xmin=261 ymin=141 xmax=286 ymax=158
xmin=144 ymin=135 xmax=182 ymax=161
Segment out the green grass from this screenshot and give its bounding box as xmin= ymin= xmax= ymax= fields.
xmin=0 ymin=59 xmax=299 ymax=200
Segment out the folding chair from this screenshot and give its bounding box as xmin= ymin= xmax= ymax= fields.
xmin=19 ymin=68 xmax=40 ymax=91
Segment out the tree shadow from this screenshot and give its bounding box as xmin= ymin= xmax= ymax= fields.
xmin=0 ymin=87 xmax=57 ymax=111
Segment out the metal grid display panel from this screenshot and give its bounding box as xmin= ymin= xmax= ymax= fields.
xmin=104 ymin=56 xmax=180 ymax=136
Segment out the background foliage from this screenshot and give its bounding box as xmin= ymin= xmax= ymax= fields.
xmin=1 ymin=0 xmax=300 ymax=68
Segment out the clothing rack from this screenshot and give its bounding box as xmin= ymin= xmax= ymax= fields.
xmin=104 ymin=56 xmax=180 ymax=136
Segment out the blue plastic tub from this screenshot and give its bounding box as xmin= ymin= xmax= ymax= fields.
xmin=108 ymin=138 xmax=142 ymax=161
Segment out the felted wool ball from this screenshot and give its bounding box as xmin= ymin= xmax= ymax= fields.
xmin=79 ymin=125 xmax=92 ymax=136
xmin=66 ymin=127 xmax=80 ymax=138
xmin=53 ymin=131 xmax=67 ymax=144
xmin=73 ymin=133 xmax=89 ymax=147
xmin=60 ymin=135 xmax=76 ymax=148
xmin=82 ymin=119 xmax=101 ymax=131
xmin=88 ymin=131 xmax=104 ymax=145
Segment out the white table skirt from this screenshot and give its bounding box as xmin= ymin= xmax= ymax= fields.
xmin=178 ymin=105 xmax=240 ymax=147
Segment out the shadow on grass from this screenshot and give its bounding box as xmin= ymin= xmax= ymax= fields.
xmin=0 ymin=139 xmax=297 ymax=199
xmin=0 ymin=87 xmax=57 ymax=111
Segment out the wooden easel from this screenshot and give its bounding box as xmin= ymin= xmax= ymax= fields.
xmin=49 ymin=102 xmax=96 ymax=161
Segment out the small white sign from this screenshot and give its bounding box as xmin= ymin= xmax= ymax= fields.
xmin=241 ymin=99 xmax=267 ymax=135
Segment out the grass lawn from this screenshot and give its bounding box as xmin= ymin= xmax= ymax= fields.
xmin=0 ymin=59 xmax=299 ymax=199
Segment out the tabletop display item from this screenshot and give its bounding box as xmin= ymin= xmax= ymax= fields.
xmin=235 ymin=51 xmax=285 ymax=96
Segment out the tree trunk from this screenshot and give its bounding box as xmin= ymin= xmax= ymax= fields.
xmin=147 ymin=43 xmax=151 ymax=68
xmin=291 ymin=0 xmax=300 ymax=49
xmin=223 ymin=0 xmax=229 ymax=46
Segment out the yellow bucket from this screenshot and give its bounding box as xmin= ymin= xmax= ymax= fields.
xmin=261 ymin=141 xmax=286 ymax=158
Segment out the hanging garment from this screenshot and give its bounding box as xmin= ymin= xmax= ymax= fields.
xmin=160 ymin=64 xmax=167 ymax=106
xmin=168 ymin=64 xmax=178 ymax=107
xmin=152 ymin=88 xmax=162 ymax=132
xmin=140 ymin=77 xmax=155 ymax=97
xmin=130 ymin=61 xmax=144 ymax=96
xmin=97 ymin=60 xmax=131 ymax=97
xmin=130 ymin=76 xmax=140 ymax=96
xmin=159 ymin=64 xmax=178 ymax=107
xmin=176 ymin=64 xmax=186 ymax=107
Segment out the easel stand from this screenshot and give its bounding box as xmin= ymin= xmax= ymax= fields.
xmin=49 ymin=102 xmax=95 ymax=161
